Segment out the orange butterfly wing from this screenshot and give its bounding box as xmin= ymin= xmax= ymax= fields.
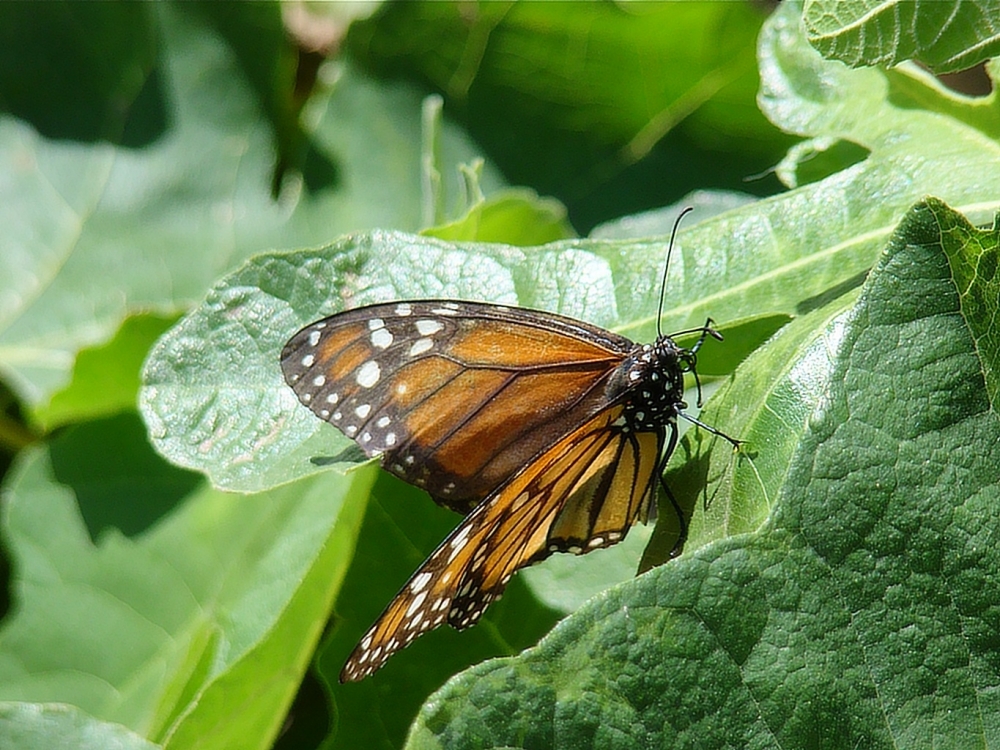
xmin=339 ymin=405 xmax=665 ymax=682
xmin=281 ymin=301 xmax=634 ymax=513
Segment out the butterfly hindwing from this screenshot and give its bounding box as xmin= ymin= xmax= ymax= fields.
xmin=281 ymin=300 xmax=634 ymax=513
xmin=339 ymin=405 xmax=667 ymax=682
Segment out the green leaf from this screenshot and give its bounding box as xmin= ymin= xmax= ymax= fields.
xmin=0 ymin=2 xmax=502 ymax=414
xmin=939 ymin=197 xmax=1000 ymax=405
xmin=803 ymin=0 xmax=1000 ymax=73
xmin=35 ymin=313 xmax=178 ymax=431
xmin=138 ymin=217 xmax=804 ymax=495
xmin=423 ymin=189 xmax=574 ymax=246
xmin=760 ymin=2 xmax=1000 ymax=205
xmin=406 ymin=198 xmax=1000 ymax=749
xmin=589 ymin=190 xmax=759 ymax=240
xmin=0 ymin=412 xmax=377 ymax=749
xmin=0 ymin=703 xmax=158 ymax=750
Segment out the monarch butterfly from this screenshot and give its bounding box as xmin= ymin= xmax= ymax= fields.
xmin=280 ymin=212 xmax=738 ymax=682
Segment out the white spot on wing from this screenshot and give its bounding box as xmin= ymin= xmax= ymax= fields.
xmin=301 ymin=354 xmax=315 ymax=368
xmin=411 ymin=572 xmax=432 ymax=593
xmin=405 ymin=592 xmax=427 ymax=617
xmin=408 ymin=338 xmax=433 ymax=357
xmin=416 ymin=319 xmax=444 ymax=336
xmin=385 ymin=432 xmax=397 ymax=446
xmin=376 ymin=415 xmax=391 ymax=428
xmin=357 ymin=361 xmax=381 ymax=388
xmin=451 ymin=525 xmax=471 ymax=550
xmin=368 ymin=318 xmax=385 ymax=330
xmin=312 ymin=375 xmax=326 ymax=387
xmin=370 ymin=328 xmax=393 ymax=349
xmin=448 ymin=525 xmax=471 ymax=562
xmin=395 ymin=303 xmax=412 ymax=316
xmin=308 ymin=330 xmax=321 ymax=347
xmin=355 ymin=404 xmax=371 ymax=419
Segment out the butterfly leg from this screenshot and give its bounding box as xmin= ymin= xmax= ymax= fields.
xmin=657 ymin=424 xmax=688 ymax=556
xmin=688 ymin=317 xmax=723 ymax=355
xmin=659 ymin=475 xmax=688 ymax=558
xmin=679 ymin=412 xmax=742 ymax=448
xmin=676 ymin=318 xmax=724 ymax=407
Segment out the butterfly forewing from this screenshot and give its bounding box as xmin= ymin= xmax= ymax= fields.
xmin=339 ymin=405 xmax=667 ymax=682
xmin=281 ymin=300 xmax=634 ymax=513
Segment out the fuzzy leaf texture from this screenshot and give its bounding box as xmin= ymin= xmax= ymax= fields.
xmin=404 ymin=197 xmax=1000 ymax=750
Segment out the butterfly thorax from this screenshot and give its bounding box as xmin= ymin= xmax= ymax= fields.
xmin=608 ymin=336 xmax=689 ymax=432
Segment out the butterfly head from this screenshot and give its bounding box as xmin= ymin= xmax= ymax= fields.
xmin=609 ymin=335 xmax=689 ymax=432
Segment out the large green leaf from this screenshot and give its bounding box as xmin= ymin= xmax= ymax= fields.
xmin=406 ymin=198 xmax=1000 ymax=750
xmin=760 ymin=2 xmax=1000 ymax=205
xmin=803 ymin=0 xmax=1000 ymax=73
xmin=0 ymin=412 xmax=378 ymax=750
xmin=140 ymin=221 xmax=785 ymax=495
xmin=0 ymin=1 xmax=501 ymax=417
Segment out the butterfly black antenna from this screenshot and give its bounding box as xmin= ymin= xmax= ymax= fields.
xmin=657 ymin=206 xmax=695 ymax=338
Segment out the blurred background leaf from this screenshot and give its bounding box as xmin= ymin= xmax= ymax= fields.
xmin=347 ymin=1 xmax=793 ymax=230
xmin=0 ymin=2 xmax=502 ymax=416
